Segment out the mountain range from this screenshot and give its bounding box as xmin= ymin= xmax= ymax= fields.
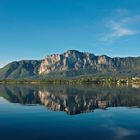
xmin=0 ymin=50 xmax=140 ymax=79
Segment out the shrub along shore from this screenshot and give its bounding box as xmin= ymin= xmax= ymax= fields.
xmin=0 ymin=76 xmax=140 ymax=85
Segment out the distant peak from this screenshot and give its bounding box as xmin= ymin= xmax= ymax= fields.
xmin=65 ymin=50 xmax=81 ymax=54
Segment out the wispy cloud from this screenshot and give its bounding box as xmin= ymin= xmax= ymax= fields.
xmin=100 ymin=9 xmax=140 ymax=44
xmin=111 ymin=21 xmax=137 ymax=37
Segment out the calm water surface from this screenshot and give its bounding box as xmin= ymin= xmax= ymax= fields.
xmin=0 ymin=84 xmax=140 ymax=140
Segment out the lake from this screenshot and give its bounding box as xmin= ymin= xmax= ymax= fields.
xmin=0 ymin=84 xmax=140 ymax=140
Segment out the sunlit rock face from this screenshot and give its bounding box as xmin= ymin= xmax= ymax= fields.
xmin=39 ymin=54 xmax=61 ymax=74
xmin=38 ymin=50 xmax=111 ymax=75
xmin=39 ymin=50 xmax=96 ymax=74
xmin=38 ymin=50 xmax=140 ymax=77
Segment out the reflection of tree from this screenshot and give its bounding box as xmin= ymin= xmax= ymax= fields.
xmin=0 ymin=84 xmax=140 ymax=115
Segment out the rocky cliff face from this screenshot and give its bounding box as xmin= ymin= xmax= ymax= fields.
xmin=0 ymin=50 xmax=140 ymax=79
xmin=38 ymin=50 xmax=113 ymax=74
xmin=38 ymin=50 xmax=140 ymax=77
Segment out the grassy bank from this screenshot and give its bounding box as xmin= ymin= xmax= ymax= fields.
xmin=0 ymin=76 xmax=140 ymax=85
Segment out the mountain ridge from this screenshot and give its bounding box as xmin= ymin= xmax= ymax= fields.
xmin=0 ymin=50 xmax=140 ymax=79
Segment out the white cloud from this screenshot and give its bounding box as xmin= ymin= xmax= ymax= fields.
xmin=113 ymin=27 xmax=136 ymax=37
xmin=100 ymin=10 xmax=140 ymax=44
xmin=111 ymin=22 xmax=137 ymax=37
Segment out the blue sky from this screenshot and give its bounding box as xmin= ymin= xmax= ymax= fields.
xmin=0 ymin=0 xmax=140 ymax=67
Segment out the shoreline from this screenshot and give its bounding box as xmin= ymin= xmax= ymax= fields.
xmin=0 ymin=77 xmax=140 ymax=85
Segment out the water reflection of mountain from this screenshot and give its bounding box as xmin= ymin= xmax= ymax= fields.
xmin=0 ymin=84 xmax=140 ymax=115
